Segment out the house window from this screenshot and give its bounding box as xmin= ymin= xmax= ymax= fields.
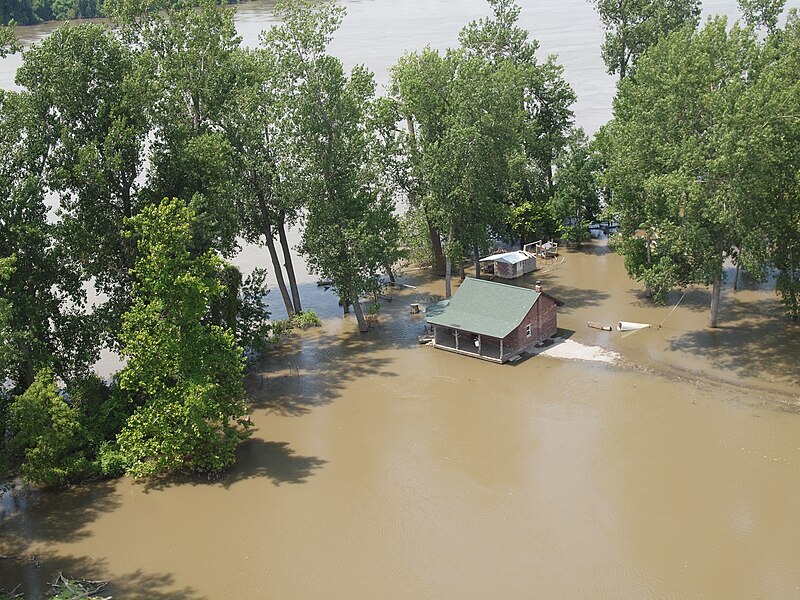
xmin=526 ymin=324 xmax=532 ymax=337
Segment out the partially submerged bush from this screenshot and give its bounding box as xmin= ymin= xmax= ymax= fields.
xmin=290 ymin=311 xmax=322 ymax=329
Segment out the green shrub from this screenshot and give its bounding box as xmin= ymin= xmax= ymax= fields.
xmin=96 ymin=441 xmax=126 ymax=478
xmin=290 ymin=311 xmax=322 ymax=329
xmin=9 ymin=370 xmax=92 ymax=487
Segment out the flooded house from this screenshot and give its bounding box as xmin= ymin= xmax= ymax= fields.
xmin=425 ymin=278 xmax=563 ymax=363
xmin=479 ymin=250 xmax=537 ymax=279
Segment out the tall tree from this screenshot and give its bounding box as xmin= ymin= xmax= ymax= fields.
xmin=391 ymin=48 xmax=455 ymax=276
xmin=605 ymin=18 xmax=761 ymax=326
xmin=738 ymin=0 xmax=787 ymax=32
xmin=135 ymin=0 xmax=244 ymax=257
xmin=592 ymin=0 xmax=701 ymax=79
xmin=732 ymin=9 xmax=800 ymax=318
xmin=226 ymin=48 xmax=304 ymax=318
xmin=392 ymin=0 xmax=575 ymax=285
xmin=268 ymin=0 xmax=401 ymax=332
xmin=0 ymin=89 xmax=96 ymax=392
xmin=116 ymin=199 xmax=250 ymax=477
xmin=16 ymin=23 xmax=149 ymax=341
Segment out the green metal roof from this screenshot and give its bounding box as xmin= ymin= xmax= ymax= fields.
xmin=426 ymin=277 xmax=542 ymax=339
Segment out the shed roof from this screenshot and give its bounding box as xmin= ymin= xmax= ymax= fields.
xmin=479 ymin=250 xmax=534 ymax=265
xmin=426 ymin=278 xmax=543 ymax=339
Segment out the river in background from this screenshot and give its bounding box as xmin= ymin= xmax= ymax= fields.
xmin=3 ymin=1 xmax=800 ymax=598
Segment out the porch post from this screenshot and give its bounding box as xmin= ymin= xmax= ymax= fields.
xmin=500 ymin=338 xmax=504 ymax=360
xmin=454 ymin=330 xmax=459 ymax=350
xmin=477 ymin=334 xmax=481 ymax=356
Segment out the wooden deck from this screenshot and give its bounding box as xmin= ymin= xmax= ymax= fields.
xmin=432 ymin=326 xmax=522 ymax=363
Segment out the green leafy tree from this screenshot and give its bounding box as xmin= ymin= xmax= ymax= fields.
xmin=136 ymin=0 xmax=244 ymax=258
xmin=592 ymin=0 xmax=701 ymax=79
xmin=225 ymin=48 xmax=304 ymax=318
xmin=0 ymin=23 xmax=20 ymax=56
xmin=269 ymin=0 xmax=401 ymax=332
xmin=552 ymin=129 xmax=601 ymax=245
xmin=392 ymin=0 xmax=575 ymax=288
xmin=16 ymin=23 xmax=150 ymax=345
xmin=0 ymin=90 xmax=96 ymax=392
xmin=731 ymin=10 xmax=800 ymax=318
xmin=605 ymin=18 xmax=761 ymax=326
xmin=9 ymin=370 xmax=92 ymax=487
xmin=392 ymin=48 xmax=524 ymax=292
xmin=738 ymin=0 xmax=787 ymax=32
xmin=1 ymin=1 xmax=39 ymax=25
xmin=116 ymin=199 xmax=251 ymax=477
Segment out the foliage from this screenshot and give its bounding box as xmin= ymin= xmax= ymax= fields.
xmin=508 ymin=201 xmax=559 ymax=243
xmin=136 ymin=0 xmax=244 ymax=259
xmin=1 ymin=0 xmax=104 ymax=25
xmin=738 ymin=0 xmax=787 ymax=32
xmin=604 ymin=10 xmax=800 ymax=320
xmin=0 ymin=24 xmax=20 ymax=57
xmin=398 ymin=208 xmax=435 ymax=267
xmin=603 ymin=18 xmax=762 ymax=322
xmin=730 ymin=10 xmax=800 ymax=318
xmin=391 ymin=0 xmax=576 ymax=270
xmin=225 ymin=42 xmax=306 ymax=318
xmin=17 ymin=23 xmax=150 ymax=348
xmin=234 ymin=267 xmax=273 ymax=352
xmin=9 ymin=370 xmax=92 ymax=487
xmin=592 ymin=0 xmax=701 ymax=79
xmin=290 ymin=311 xmax=322 ymax=329
xmin=551 ymin=129 xmax=601 ymax=244
xmin=116 ymin=199 xmax=250 ymax=477
xmin=0 ymin=88 xmax=98 ymax=392
xmin=268 ymin=0 xmax=402 ymax=332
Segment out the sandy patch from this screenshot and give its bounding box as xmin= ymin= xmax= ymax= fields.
xmin=531 ymin=338 xmax=621 ymax=363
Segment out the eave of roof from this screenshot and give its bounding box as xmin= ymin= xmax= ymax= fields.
xmin=426 ymin=278 xmax=543 ymax=339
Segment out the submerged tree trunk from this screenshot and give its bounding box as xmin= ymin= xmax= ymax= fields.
xmin=427 ymin=216 xmax=446 ymax=276
xmin=352 ymin=297 xmax=369 ymax=333
xmin=709 ymin=270 xmax=722 ymax=328
xmin=445 ymin=253 xmax=452 ymax=299
xmin=263 ymin=224 xmax=294 ymax=318
xmin=383 ymin=262 xmax=396 ymax=284
xmin=277 ymin=211 xmax=302 ymax=314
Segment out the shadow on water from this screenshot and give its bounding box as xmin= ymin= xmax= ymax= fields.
xmin=138 ymin=438 xmax=327 ymax=493
xmin=570 ymin=242 xmax=612 ymax=256
xmin=1 ymin=553 xmax=206 ymax=599
xmin=0 ymin=483 xmax=201 ymax=599
xmin=246 ymin=314 xmax=405 ymax=418
xmin=540 ymin=284 xmax=610 ymax=313
xmin=667 ymin=301 xmax=800 ymax=386
xmin=0 ymin=480 xmax=120 ymax=549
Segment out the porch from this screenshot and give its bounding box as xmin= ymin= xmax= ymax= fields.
xmin=432 ymin=326 xmax=508 ymax=363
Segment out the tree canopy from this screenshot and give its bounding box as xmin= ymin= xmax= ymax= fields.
xmin=592 ymin=0 xmax=701 ymax=79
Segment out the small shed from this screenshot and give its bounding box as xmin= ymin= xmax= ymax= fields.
xmin=479 ymin=250 xmax=537 ymax=279
xmin=426 ymin=278 xmax=563 ymax=363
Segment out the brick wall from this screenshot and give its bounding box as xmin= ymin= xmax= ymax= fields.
xmin=503 ymin=296 xmax=558 ymax=351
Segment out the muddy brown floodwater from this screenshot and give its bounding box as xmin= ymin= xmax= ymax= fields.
xmin=3 ymin=240 xmax=800 ymax=599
